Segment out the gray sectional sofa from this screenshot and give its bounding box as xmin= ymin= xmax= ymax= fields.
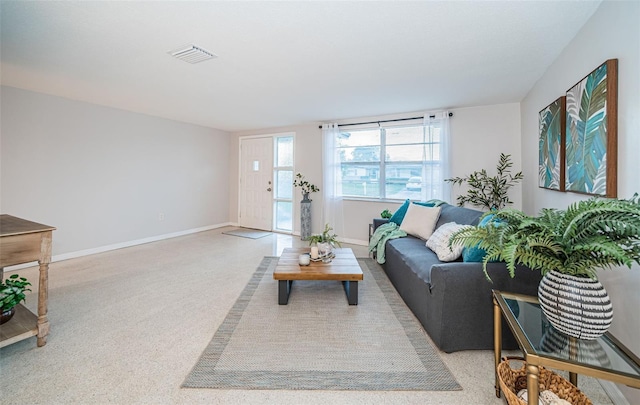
xmin=374 ymin=203 xmax=543 ymax=352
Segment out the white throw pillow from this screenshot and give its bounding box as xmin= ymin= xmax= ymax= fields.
xmin=426 ymin=222 xmax=473 ymax=262
xmin=399 ymin=204 xmax=441 ymax=240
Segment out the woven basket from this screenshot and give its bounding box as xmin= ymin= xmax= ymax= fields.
xmin=497 ymin=357 xmax=592 ymax=405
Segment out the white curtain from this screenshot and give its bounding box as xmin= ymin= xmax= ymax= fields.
xmin=322 ymin=123 xmax=344 ymax=238
xmin=423 ymin=111 xmax=451 ymax=202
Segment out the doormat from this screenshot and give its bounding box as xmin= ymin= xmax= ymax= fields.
xmin=222 ymin=228 xmax=272 ymax=239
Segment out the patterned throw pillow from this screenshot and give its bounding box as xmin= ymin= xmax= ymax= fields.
xmin=426 ymin=222 xmax=472 ymax=262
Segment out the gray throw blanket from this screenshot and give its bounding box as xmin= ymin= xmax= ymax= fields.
xmin=368 ymin=222 xmax=407 ymax=264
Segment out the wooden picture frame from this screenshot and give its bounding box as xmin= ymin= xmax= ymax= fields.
xmin=565 ymin=59 xmax=618 ymax=197
xmin=539 ymin=96 xmax=566 ymax=191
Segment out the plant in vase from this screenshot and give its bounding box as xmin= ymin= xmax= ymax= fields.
xmin=309 ymin=223 xmax=341 ymax=262
xmin=449 ymin=194 xmax=640 ymax=339
xmin=445 ymin=153 xmax=523 ymax=210
xmin=1 ymin=274 xmax=32 ymax=325
xmin=293 ymin=173 xmax=319 ymax=202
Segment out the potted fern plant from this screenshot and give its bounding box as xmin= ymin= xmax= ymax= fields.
xmin=450 ymin=194 xmax=640 ymax=340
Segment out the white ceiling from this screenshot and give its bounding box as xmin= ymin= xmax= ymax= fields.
xmin=0 ymin=1 xmax=602 ymax=132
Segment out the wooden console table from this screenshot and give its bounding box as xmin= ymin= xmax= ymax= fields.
xmin=0 ymin=215 xmax=55 ymax=348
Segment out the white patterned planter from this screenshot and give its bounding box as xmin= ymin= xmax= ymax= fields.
xmin=538 ymin=270 xmax=613 ymax=340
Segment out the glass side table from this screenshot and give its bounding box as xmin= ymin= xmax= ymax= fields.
xmin=493 ymin=290 xmax=640 ymax=405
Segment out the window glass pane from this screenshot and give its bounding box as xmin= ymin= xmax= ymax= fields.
xmin=340 ymin=163 xmax=380 ymax=198
xmin=276 ymin=170 xmax=293 ymax=199
xmin=337 ymin=129 xmax=379 ymax=147
xmin=386 ymin=126 xmax=424 ymax=145
xmin=429 ymin=127 xmax=441 ymax=143
xmin=276 ymin=136 xmax=293 ymax=167
xmin=386 ymin=145 xmax=424 ymax=162
xmin=385 ymin=164 xmax=422 ymax=200
xmin=275 ymin=201 xmax=292 ymax=231
xmin=339 ymin=146 xmax=380 ymax=163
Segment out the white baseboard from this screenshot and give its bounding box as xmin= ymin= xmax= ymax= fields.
xmin=3 ymin=222 xmax=234 ymax=272
xmin=339 ymin=237 xmax=368 ymax=246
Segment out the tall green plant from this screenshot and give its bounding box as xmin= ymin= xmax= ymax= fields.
xmin=450 ymin=194 xmax=640 ymax=280
xmin=446 ymin=153 xmax=523 ymax=210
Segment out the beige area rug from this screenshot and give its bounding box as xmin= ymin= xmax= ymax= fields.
xmin=222 ymin=228 xmax=272 ymax=239
xmin=182 ymin=257 xmax=461 ymax=391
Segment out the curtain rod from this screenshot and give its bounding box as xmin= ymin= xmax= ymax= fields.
xmin=318 ymin=112 xmax=453 ymax=129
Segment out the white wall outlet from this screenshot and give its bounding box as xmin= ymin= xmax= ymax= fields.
xmin=158 ymin=212 xmax=165 ymax=221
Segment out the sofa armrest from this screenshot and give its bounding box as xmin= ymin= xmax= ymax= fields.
xmin=373 ymin=218 xmax=390 ymax=231
xmin=426 ymin=262 xmax=542 ymax=352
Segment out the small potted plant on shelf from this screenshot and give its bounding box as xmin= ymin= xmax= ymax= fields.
xmin=449 ymin=194 xmax=640 ymax=340
xmin=1 ymin=274 xmax=32 ymax=325
xmin=293 ymin=173 xmax=319 ymax=202
xmin=309 ymin=223 xmax=341 ymax=262
xmin=445 ymin=153 xmax=523 ymax=210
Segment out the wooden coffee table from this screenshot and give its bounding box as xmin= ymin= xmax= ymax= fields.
xmin=273 ymin=247 xmax=363 ymax=305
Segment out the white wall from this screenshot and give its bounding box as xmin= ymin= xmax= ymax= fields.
xmin=1 ymin=86 xmax=231 ymax=257
xmin=521 ymin=1 xmax=640 ymax=402
xmin=230 ymin=102 xmax=522 ymax=244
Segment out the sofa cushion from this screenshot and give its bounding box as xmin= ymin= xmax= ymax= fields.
xmin=426 ymin=222 xmax=472 ymax=261
xmin=399 ymin=203 xmax=441 ymax=240
xmin=435 ymin=203 xmax=484 ymax=228
xmin=385 ymin=237 xmax=441 ymax=284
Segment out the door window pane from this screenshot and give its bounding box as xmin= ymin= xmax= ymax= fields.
xmin=276 ymin=136 xmax=293 ymax=167
xmin=275 ymin=201 xmax=292 ymax=231
xmin=276 ymin=170 xmax=293 ymax=199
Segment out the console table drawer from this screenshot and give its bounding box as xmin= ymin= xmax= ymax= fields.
xmin=0 ymin=233 xmax=42 ymax=267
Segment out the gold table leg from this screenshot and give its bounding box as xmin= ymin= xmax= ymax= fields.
xmin=493 ymin=296 xmax=502 ymax=398
xmin=527 ymin=364 xmax=540 ymax=405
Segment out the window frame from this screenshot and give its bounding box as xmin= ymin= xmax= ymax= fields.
xmin=336 ymin=122 xmax=443 ymax=201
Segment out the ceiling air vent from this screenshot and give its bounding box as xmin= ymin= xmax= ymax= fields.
xmin=168 ymin=44 xmax=217 ymax=64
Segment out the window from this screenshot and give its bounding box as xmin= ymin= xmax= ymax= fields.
xmin=336 ymin=122 xmax=444 ymax=200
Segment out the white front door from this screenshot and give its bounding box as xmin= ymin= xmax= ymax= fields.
xmin=239 ymin=137 xmax=273 ymax=231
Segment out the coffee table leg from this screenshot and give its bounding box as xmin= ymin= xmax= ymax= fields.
xmin=279 ymin=280 xmax=292 ymax=305
xmin=342 ymin=281 xmax=358 ymax=305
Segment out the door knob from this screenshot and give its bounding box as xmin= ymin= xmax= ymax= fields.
xmin=267 ymin=188 xmax=272 ymax=192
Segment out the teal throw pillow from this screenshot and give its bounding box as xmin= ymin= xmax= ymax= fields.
xmin=462 ymin=214 xmax=499 ymax=263
xmin=389 ymin=199 xmax=411 ymax=225
xmin=462 ymin=246 xmax=488 ymax=262
xmin=414 ymin=201 xmax=436 ymax=208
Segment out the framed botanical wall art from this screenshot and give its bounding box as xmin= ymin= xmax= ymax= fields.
xmin=539 ymin=96 xmax=566 ymax=191
xmin=565 ymin=59 xmax=618 ymax=197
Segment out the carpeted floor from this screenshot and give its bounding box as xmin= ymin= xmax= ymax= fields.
xmin=0 ymin=228 xmax=614 ymax=404
xmin=183 ymin=257 xmax=460 ymax=391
